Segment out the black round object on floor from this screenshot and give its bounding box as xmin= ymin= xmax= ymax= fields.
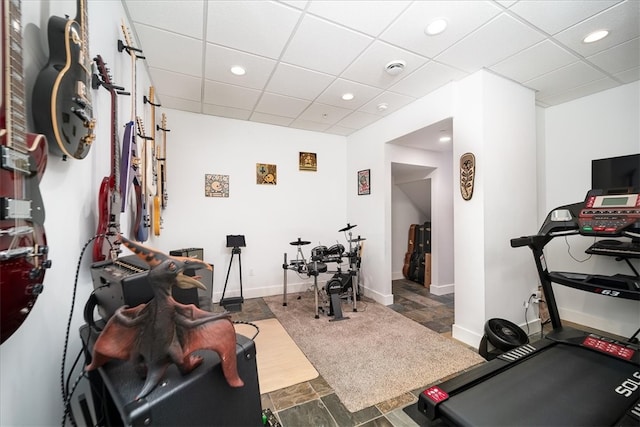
xmin=479 ymin=318 xmax=529 ymax=360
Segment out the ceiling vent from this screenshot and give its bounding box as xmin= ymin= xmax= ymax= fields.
xmin=385 ymin=60 xmax=406 ymax=76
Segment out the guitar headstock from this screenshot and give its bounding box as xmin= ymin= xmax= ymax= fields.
xmin=159 ymin=113 xmax=167 ymax=131
xmin=135 ymin=116 xmax=146 ymax=138
xmin=94 ymin=55 xmax=113 ymax=89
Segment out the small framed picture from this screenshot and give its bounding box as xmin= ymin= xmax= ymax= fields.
xmin=205 ymin=174 xmax=229 ymax=197
xmin=357 ymin=169 xmax=370 ymax=195
xmin=256 ymin=163 xmax=277 ymax=185
xmin=299 ymin=152 xmax=317 ymax=171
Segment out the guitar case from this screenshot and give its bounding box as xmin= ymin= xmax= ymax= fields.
xmin=407 ymin=221 xmax=432 ymax=285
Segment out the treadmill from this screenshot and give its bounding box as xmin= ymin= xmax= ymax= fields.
xmin=418 ymin=188 xmax=640 ymax=426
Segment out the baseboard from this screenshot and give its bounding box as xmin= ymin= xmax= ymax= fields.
xmin=430 ymin=283 xmax=454 ymax=296
xmin=452 ymin=323 xmax=482 ymax=349
xmin=392 ymin=271 xmax=404 ymax=280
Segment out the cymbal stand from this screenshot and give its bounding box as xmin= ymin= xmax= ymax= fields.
xmin=343 ymin=229 xmax=360 ymax=312
xmin=282 ymin=240 xmax=309 ymax=306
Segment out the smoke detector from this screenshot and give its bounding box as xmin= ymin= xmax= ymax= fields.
xmin=385 ymin=60 xmax=406 ymax=76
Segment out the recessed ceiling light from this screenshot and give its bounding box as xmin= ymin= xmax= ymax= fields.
xmin=230 ymin=66 xmax=246 ymax=76
xmin=583 ymin=30 xmax=609 ymax=43
xmin=439 ymin=135 xmax=452 ymax=143
xmin=377 ymin=103 xmax=388 ymax=112
xmin=342 ymin=92 xmax=355 ymax=101
xmin=425 ymin=18 xmax=447 ymax=36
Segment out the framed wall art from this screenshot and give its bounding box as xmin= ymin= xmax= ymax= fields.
xmin=205 ymin=174 xmax=229 ymax=197
xmin=357 ymin=169 xmax=370 ymax=195
xmin=256 ymin=163 xmax=277 ymax=185
xmin=299 ymin=152 xmax=317 ymax=171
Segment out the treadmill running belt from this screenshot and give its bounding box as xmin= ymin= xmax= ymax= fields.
xmin=440 ymin=343 xmax=638 ymax=426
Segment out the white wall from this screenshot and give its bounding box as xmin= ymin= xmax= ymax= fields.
xmin=151 ymin=109 xmax=347 ymax=300
xmin=539 ymin=81 xmax=640 ymax=338
xmin=451 ymin=71 xmax=539 ymax=346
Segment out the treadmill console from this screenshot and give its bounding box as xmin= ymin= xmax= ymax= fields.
xmin=579 ymin=189 xmax=640 ymax=236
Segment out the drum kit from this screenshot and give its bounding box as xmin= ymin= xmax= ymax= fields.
xmin=282 ymin=223 xmax=366 ymax=320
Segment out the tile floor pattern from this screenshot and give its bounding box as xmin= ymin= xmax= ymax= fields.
xmin=222 ymin=279 xmax=460 ymax=427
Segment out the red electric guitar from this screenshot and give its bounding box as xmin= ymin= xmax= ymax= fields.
xmin=1 ymin=0 xmax=52 ymax=343
xmin=92 ymin=55 xmax=124 ymax=262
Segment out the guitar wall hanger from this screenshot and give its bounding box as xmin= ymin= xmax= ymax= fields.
xmin=117 ymin=39 xmax=146 ymax=60
xmin=156 ymin=124 xmax=171 ymax=133
xmin=143 ymin=95 xmax=161 ymax=107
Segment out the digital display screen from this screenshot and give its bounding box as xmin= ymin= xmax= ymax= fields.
xmin=601 ymin=196 xmax=629 ymax=206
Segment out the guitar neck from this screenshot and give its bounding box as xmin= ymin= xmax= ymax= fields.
xmin=5 ymin=0 xmax=28 ymax=153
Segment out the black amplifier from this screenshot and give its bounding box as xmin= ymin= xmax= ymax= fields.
xmin=90 ymin=255 xmax=213 ymax=320
xmin=169 ymin=247 xmax=204 ymax=260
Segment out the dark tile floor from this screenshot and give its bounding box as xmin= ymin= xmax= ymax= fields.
xmin=223 ymin=279 xmax=458 ymax=427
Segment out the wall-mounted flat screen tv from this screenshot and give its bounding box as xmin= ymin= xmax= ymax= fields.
xmin=591 ymin=153 xmax=639 ymax=191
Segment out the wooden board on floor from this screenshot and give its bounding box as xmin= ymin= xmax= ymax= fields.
xmin=235 ymin=318 xmax=318 ymax=394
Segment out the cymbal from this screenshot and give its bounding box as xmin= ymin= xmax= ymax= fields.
xmin=338 ymin=223 xmax=357 ymax=232
xmin=290 ymin=238 xmax=311 ymax=246
xmin=349 ymin=236 xmax=366 ymax=242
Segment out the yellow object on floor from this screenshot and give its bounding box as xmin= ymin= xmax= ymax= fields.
xmin=235 ymin=318 xmax=318 ymax=394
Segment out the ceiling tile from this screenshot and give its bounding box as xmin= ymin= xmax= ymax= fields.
xmin=250 ymin=112 xmax=295 ymax=127
xmin=341 ymin=41 xmax=429 ymax=89
xmin=335 ymin=111 xmax=380 ymax=129
xmin=206 ymin=1 xmax=302 ymax=59
xmin=536 ymin=77 xmax=620 ymax=105
xmin=525 ymin=62 xmax=609 ymax=95
xmin=615 ymin=67 xmax=640 ymax=83
xmin=204 ymin=44 xmax=277 ymax=89
xmin=389 ymin=61 xmax=467 ymax=98
xmin=265 ymin=63 xmax=335 ymax=100
xmin=490 ymin=40 xmax=578 ymax=83
xmin=588 ymin=38 xmax=640 ymax=76
xmin=358 ymin=91 xmax=415 ymax=116
xmin=380 ymin=1 xmax=502 ymax=58
xmin=202 ymin=103 xmax=252 ymax=120
xmin=325 ymin=125 xmax=354 ymax=136
xmin=125 ymin=0 xmax=205 ymax=39
xmin=159 ymin=95 xmax=203 ymax=114
xmin=307 ymin=0 xmax=410 ymax=36
xmin=508 ymin=0 xmax=620 ymax=35
xmin=278 ymin=0 xmax=309 ymax=10
xmin=315 ymin=78 xmax=382 ymax=110
xmin=203 ymin=80 xmax=262 ymax=110
xmin=281 ymin=14 xmax=373 ymax=75
xmin=149 ymin=68 xmax=202 ymax=102
xmin=297 ymin=102 xmax=352 ymax=125
xmin=436 ymin=14 xmax=545 ymax=73
xmin=289 ymin=119 xmax=333 ymax=132
xmin=553 ymin=1 xmax=640 ymax=57
xmin=134 ymin=24 xmax=202 ymax=77
xmin=254 ymin=92 xmax=311 ymax=118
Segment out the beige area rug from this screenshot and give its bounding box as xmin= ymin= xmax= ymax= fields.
xmin=235 ymin=318 xmax=319 ymax=393
xmin=263 ymin=292 xmax=485 ymax=413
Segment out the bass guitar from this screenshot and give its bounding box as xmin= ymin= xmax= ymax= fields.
xmin=1 ymin=0 xmax=52 ymax=343
xmin=32 ymin=0 xmax=96 ymax=159
xmin=92 ymin=55 xmax=125 ymax=262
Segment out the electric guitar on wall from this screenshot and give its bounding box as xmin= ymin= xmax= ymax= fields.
xmin=1 ymin=0 xmax=52 ymax=343
xmin=157 ymin=113 xmax=169 ymax=210
xmin=144 ymin=87 xmax=162 ymax=236
xmin=92 ymin=55 xmax=125 ymax=262
xmin=134 ymin=116 xmax=150 ymax=242
xmin=31 ymin=0 xmax=96 ymax=159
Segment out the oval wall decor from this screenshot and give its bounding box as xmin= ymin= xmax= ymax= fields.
xmin=460 ymin=152 xmax=476 ymax=201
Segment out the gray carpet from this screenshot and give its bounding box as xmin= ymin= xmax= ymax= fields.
xmin=264 ymin=291 xmax=485 ymax=413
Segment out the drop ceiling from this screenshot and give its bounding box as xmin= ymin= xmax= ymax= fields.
xmin=122 ymin=0 xmax=639 ymax=137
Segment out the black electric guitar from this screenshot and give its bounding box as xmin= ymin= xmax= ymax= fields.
xmin=1 ymin=0 xmax=52 ymax=343
xmin=92 ymin=55 xmax=125 ymax=262
xmin=32 ymin=0 xmax=96 ymax=159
